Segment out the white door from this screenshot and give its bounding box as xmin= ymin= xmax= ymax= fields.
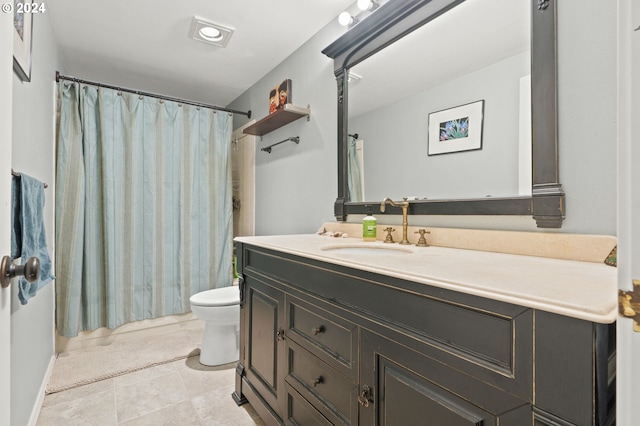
xmin=617 ymin=0 xmax=640 ymax=424
xmin=0 ymin=10 xmax=14 ymax=426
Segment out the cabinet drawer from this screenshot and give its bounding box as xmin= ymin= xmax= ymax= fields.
xmin=244 ymin=246 xmax=532 ymax=399
xmin=286 ymin=296 xmax=358 ymax=379
xmin=286 ymin=341 xmax=358 ymax=426
xmin=285 ymin=384 xmax=333 ymax=426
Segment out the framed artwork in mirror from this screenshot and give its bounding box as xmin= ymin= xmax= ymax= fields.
xmin=13 ymin=1 xmax=34 ymax=82
xmin=428 ymin=100 xmax=484 ymax=156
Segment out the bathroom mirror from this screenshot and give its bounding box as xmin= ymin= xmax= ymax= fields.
xmin=322 ymin=0 xmax=564 ymax=228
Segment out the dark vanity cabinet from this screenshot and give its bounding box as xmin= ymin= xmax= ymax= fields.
xmin=233 ymin=243 xmax=615 ymax=426
xmin=238 ymin=274 xmax=287 ymax=420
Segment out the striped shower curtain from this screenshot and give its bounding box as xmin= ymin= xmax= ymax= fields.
xmin=55 ymin=83 xmax=233 ymax=337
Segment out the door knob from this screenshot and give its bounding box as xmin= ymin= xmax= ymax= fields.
xmin=1 ymin=255 xmax=40 ymax=288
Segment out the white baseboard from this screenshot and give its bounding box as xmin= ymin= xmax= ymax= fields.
xmin=28 ymin=354 xmax=55 ymax=426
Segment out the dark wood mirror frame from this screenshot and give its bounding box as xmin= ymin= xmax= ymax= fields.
xmin=322 ymin=0 xmax=564 ymax=228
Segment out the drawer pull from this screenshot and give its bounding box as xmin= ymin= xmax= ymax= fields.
xmin=312 ymin=376 xmax=324 ymax=387
xmin=358 ymin=385 xmax=373 ymax=407
xmin=311 ymin=326 xmax=325 ymax=335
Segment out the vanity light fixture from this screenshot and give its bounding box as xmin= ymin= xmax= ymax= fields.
xmin=338 ymin=0 xmax=381 ymax=29
xmin=357 ymin=0 xmax=378 ymax=11
xmin=190 ymin=16 xmax=234 ymax=48
xmin=338 ymin=11 xmax=358 ymax=27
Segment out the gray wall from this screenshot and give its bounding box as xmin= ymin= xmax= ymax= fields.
xmin=556 ymin=1 xmax=617 ymax=236
xmin=229 ymin=1 xmax=617 ymax=237
xmin=229 ymin=21 xmax=343 ymax=236
xmin=11 ymin=12 xmax=62 ymax=425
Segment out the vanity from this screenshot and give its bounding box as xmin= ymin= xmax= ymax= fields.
xmin=232 ymin=0 xmax=617 ymax=424
xmin=232 ymin=231 xmax=616 ymax=425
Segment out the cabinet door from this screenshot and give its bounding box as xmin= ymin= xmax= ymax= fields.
xmin=243 ymin=275 xmax=287 ymax=418
xmin=359 ymin=330 xmax=530 ymax=426
xmin=284 ymin=383 xmax=335 ymax=426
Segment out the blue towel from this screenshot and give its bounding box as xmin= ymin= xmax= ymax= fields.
xmin=11 ymin=174 xmax=55 ymax=305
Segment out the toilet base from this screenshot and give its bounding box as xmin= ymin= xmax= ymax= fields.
xmin=199 ymin=322 xmax=239 ymax=366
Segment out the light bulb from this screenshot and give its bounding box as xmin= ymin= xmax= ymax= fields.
xmin=199 ymin=26 xmax=223 ymax=41
xmin=357 ymin=0 xmax=373 ymax=11
xmin=338 ymin=11 xmax=354 ymax=26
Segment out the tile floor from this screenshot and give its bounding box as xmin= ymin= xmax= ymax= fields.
xmin=37 ymin=356 xmax=265 ymax=425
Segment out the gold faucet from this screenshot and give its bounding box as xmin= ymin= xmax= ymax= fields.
xmin=380 ymin=197 xmax=411 ymax=245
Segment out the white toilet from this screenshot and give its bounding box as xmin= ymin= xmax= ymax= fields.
xmin=189 ymin=286 xmax=240 ymax=366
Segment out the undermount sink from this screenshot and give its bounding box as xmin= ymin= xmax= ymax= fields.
xmin=321 ymin=245 xmax=413 ymax=255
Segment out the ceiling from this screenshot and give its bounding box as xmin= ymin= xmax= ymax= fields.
xmin=46 ymin=0 xmax=354 ymax=109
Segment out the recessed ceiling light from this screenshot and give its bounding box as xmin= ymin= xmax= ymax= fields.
xmin=190 ymin=16 xmax=233 ymax=47
xmin=199 ymin=27 xmax=223 ymax=41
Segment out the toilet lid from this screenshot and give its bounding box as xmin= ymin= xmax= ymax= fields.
xmin=190 ymin=286 xmax=240 ymax=307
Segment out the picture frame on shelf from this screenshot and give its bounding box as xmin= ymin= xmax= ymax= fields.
xmin=427 ymin=100 xmax=484 ymax=156
xmin=269 ymin=79 xmax=292 ymax=114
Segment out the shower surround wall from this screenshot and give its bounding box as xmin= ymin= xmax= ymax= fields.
xmin=232 ymin=125 xmax=256 ymax=239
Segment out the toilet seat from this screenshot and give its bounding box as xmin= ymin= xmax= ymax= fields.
xmin=190 ymin=286 xmax=240 ymax=307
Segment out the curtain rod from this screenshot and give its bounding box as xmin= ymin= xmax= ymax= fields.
xmin=55 ymin=72 xmax=252 ymax=118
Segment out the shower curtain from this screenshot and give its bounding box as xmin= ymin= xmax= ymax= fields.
xmin=55 ymin=83 xmax=233 ymax=337
xmin=347 ymin=135 xmax=363 ymax=202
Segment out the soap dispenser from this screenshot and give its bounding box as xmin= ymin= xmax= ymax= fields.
xmin=362 ymin=205 xmax=377 ymax=242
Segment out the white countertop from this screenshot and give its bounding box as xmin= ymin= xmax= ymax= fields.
xmin=235 ymin=234 xmax=618 ymax=324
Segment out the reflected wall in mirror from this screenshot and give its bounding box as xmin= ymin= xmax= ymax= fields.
xmin=348 ymin=0 xmax=531 ymax=201
xmin=323 ymin=0 xmax=564 ymax=228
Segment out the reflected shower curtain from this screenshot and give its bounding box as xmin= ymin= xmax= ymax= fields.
xmin=55 ymin=83 xmax=233 ymax=337
xmin=347 ymin=135 xmax=363 ymax=202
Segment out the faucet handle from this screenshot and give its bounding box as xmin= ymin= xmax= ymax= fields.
xmin=414 ymin=229 xmax=431 ymax=247
xmin=383 ymin=227 xmax=395 ymax=243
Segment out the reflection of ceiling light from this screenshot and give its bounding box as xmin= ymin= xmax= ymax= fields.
xmin=348 ymin=72 xmax=362 ymax=85
xmin=190 ymin=16 xmax=233 ymax=47
xmin=338 ymin=11 xmax=357 ymax=27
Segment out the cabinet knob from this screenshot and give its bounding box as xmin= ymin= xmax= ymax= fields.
xmin=276 ymin=328 xmax=285 ymax=341
xmin=312 ymin=376 xmax=323 ymax=387
xmin=311 ymin=326 xmax=325 ymax=335
xmin=358 ymin=385 xmax=373 ymax=407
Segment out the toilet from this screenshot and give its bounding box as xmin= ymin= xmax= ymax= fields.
xmin=189 ymin=286 xmax=240 ymax=366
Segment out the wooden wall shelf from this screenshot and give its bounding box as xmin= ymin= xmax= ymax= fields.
xmin=243 ymin=104 xmax=310 ymax=136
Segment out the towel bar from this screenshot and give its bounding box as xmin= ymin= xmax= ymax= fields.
xmin=261 ymin=136 xmax=300 ymax=154
xmin=11 ymin=169 xmax=48 ymax=188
